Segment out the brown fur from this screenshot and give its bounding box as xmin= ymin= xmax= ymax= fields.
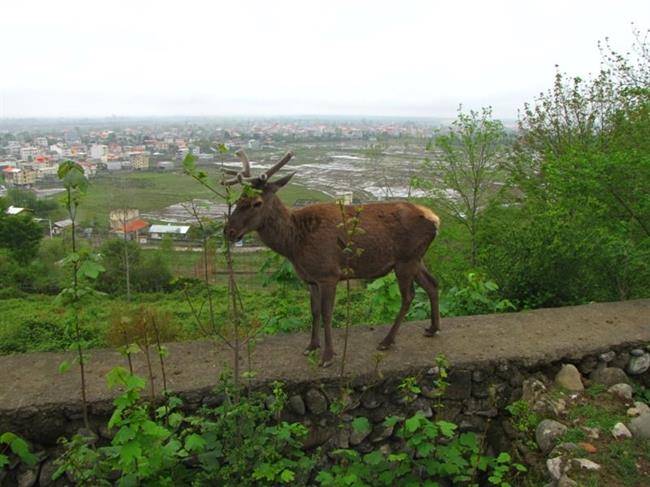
xmin=226 ymin=176 xmax=441 ymax=366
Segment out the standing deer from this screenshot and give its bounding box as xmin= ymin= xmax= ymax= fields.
xmin=224 ymin=150 xmax=441 ymax=367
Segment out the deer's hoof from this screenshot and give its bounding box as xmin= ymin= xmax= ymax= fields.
xmin=319 ymin=351 xmax=334 ymax=367
xmin=319 ymin=359 xmax=334 ymax=368
xmin=377 ymin=340 xmax=394 ymax=351
xmin=423 ymin=328 xmax=440 ymax=337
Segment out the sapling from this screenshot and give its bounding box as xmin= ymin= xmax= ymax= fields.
xmin=56 ymin=161 xmax=105 ymax=429
xmin=336 ymin=200 xmax=364 ymax=377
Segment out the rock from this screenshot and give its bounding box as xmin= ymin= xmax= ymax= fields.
xmin=555 ymin=364 xmax=584 ymax=391
xmin=546 ymin=456 xmax=564 ymax=481
xmin=579 ymin=442 xmax=597 ymax=453
xmin=472 ymin=369 xmax=485 ymax=383
xmin=611 ymin=352 xmax=630 ymax=370
xmin=578 ymin=356 xmax=598 ymax=375
xmin=334 ymin=428 xmax=350 ymax=449
xmin=627 ymin=353 xmax=650 ymax=375
xmin=98 ymin=423 xmax=115 ymax=440
xmin=549 ymin=442 xmax=579 ymax=458
xmin=522 ymin=379 xmax=547 ymax=403
xmin=582 ymin=427 xmax=600 ymax=439
xmin=445 ymin=369 xmax=472 ymax=400
xmin=305 ymin=389 xmax=328 ymax=415
xmin=38 ymin=459 xmax=58 ymax=487
xmin=627 ymin=402 xmax=650 ymax=417
xmin=558 ymin=475 xmax=578 ymax=487
xmin=630 ymin=348 xmax=645 ymax=357
xmin=536 ymin=419 xmax=568 ymax=453
xmin=361 ymin=392 xmax=382 ymax=410
xmin=288 ymin=395 xmax=306 ymax=415
xmin=590 ymin=367 xmax=630 ymax=387
xmin=16 ymin=466 xmax=39 ymax=487
xmin=599 ymin=351 xmax=616 ymax=363
xmin=572 ymin=458 xmax=601 ymax=471
xmin=369 ymin=423 xmax=395 ymax=443
xmin=349 ymin=427 xmax=370 ymax=446
xmin=629 ymin=413 xmax=650 ymax=439
xmin=608 ymin=383 xmax=633 ymax=401
xmin=611 ymin=422 xmax=632 ymax=439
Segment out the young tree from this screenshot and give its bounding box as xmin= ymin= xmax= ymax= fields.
xmin=414 ymin=106 xmax=506 ymax=265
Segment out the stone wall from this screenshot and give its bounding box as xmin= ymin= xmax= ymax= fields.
xmin=0 ymin=300 xmax=648 ymax=485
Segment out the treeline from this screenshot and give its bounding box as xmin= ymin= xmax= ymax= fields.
xmin=417 ymin=29 xmax=649 ymax=308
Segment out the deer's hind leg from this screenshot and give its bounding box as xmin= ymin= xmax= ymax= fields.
xmin=415 ymin=263 xmax=441 ymax=336
xmin=304 ymin=284 xmax=321 ymax=355
xmin=377 ymin=262 xmax=418 ymax=350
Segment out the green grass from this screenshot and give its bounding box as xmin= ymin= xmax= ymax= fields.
xmin=49 ymin=170 xmax=330 ymax=225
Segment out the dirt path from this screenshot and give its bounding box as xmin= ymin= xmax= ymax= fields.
xmin=0 ymin=299 xmax=648 ymax=413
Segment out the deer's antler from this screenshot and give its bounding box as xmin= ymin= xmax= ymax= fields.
xmin=223 ymin=150 xmax=294 ymax=186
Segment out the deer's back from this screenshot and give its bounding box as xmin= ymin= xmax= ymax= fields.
xmin=291 ymin=202 xmax=439 ymax=279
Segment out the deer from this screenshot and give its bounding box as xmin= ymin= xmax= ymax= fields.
xmin=223 ymin=149 xmax=441 ymax=367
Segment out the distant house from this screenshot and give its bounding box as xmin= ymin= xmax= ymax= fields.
xmin=132 ymin=153 xmax=150 ymax=170
xmin=149 ymin=223 xmax=190 ymax=240
xmin=112 ymin=218 xmax=149 ymax=241
xmin=5 ymin=205 xmax=29 ymax=215
xmin=53 ymin=219 xmax=73 ymax=235
xmin=109 ymin=208 xmax=140 ymax=230
xmin=156 ymin=161 xmax=174 ymax=171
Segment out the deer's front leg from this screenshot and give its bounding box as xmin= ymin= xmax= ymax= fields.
xmin=303 ymin=283 xmax=321 ymax=355
xmin=319 ymin=281 xmax=337 ymax=368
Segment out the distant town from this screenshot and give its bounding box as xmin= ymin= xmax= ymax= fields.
xmin=0 ymin=117 xmax=444 ymax=193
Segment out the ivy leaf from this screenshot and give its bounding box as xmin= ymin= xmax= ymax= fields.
xmin=437 ymin=420 xmax=457 ymax=438
xmin=77 ymin=260 xmax=105 ymax=280
xmin=119 ymin=441 xmax=142 ymax=466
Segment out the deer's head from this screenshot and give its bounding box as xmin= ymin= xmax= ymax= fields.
xmin=223 ymin=150 xmax=294 ymax=241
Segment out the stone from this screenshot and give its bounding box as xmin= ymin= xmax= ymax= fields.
xmin=627 ymin=402 xmax=650 ymax=417
xmin=536 ymin=419 xmax=568 ymax=453
xmin=578 ymin=356 xmax=598 ymax=375
xmin=334 ymin=428 xmax=350 ymax=449
xmin=38 ymin=459 xmax=58 ymax=487
xmin=304 ymin=389 xmax=328 ymax=415
xmin=288 ymin=395 xmax=306 ymax=415
xmin=16 ymin=466 xmax=39 ymax=487
xmin=558 ymin=475 xmax=578 ymax=487
xmin=630 ymin=348 xmax=645 ymax=357
xmin=582 ymin=427 xmax=600 ymax=439
xmin=549 ymin=442 xmax=579 ymax=458
xmin=599 ymin=351 xmax=616 ymax=363
xmin=349 ymin=426 xmax=371 ymax=446
xmin=611 ymin=352 xmax=630 ymax=370
xmin=611 ymin=422 xmax=632 ymax=439
xmin=369 ymin=423 xmax=395 ymax=443
xmin=629 ymin=413 xmax=650 ymax=439
xmin=546 ymin=456 xmax=564 ymax=481
xmin=98 ymin=424 xmax=115 ymax=440
xmin=472 ymin=369 xmax=485 ymax=383
xmin=572 ymin=458 xmax=601 ymax=471
xmin=522 ymin=379 xmax=547 ymax=404
xmin=590 ymin=367 xmax=630 ymax=387
xmin=608 ymin=383 xmax=633 ymax=401
xmin=361 ymin=392 xmax=382 ymax=410
xmin=627 ymin=353 xmax=650 ymax=375
xmin=445 ymin=369 xmax=472 ymax=400
xmin=555 ymin=364 xmax=584 ymax=391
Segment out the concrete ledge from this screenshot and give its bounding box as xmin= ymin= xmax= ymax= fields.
xmin=1 ymin=299 xmax=649 ymax=443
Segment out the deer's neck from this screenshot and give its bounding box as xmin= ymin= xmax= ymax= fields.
xmin=256 ymin=198 xmax=296 ymax=259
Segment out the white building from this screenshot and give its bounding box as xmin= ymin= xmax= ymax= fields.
xmin=149 ymin=223 xmax=190 ymax=240
xmin=90 ymin=144 xmax=109 ymax=162
xmin=20 ymin=146 xmax=39 ymax=161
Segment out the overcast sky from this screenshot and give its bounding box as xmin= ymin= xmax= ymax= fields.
xmin=1 ymin=0 xmax=647 ymax=119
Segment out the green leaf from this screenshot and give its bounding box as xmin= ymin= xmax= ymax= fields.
xmin=280 ymin=469 xmax=295 ymax=483
xmin=351 ymin=416 xmax=371 ymax=434
xmin=184 ymin=433 xmax=207 ymax=452
xmin=404 ymin=415 xmax=422 ymax=433
xmin=119 ymin=441 xmax=142 ymax=466
xmin=496 ymin=452 xmax=511 ymax=463
xmin=437 ymin=420 xmax=457 ymax=438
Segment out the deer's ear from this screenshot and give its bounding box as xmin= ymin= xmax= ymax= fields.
xmin=269 ymin=172 xmax=295 ymax=193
